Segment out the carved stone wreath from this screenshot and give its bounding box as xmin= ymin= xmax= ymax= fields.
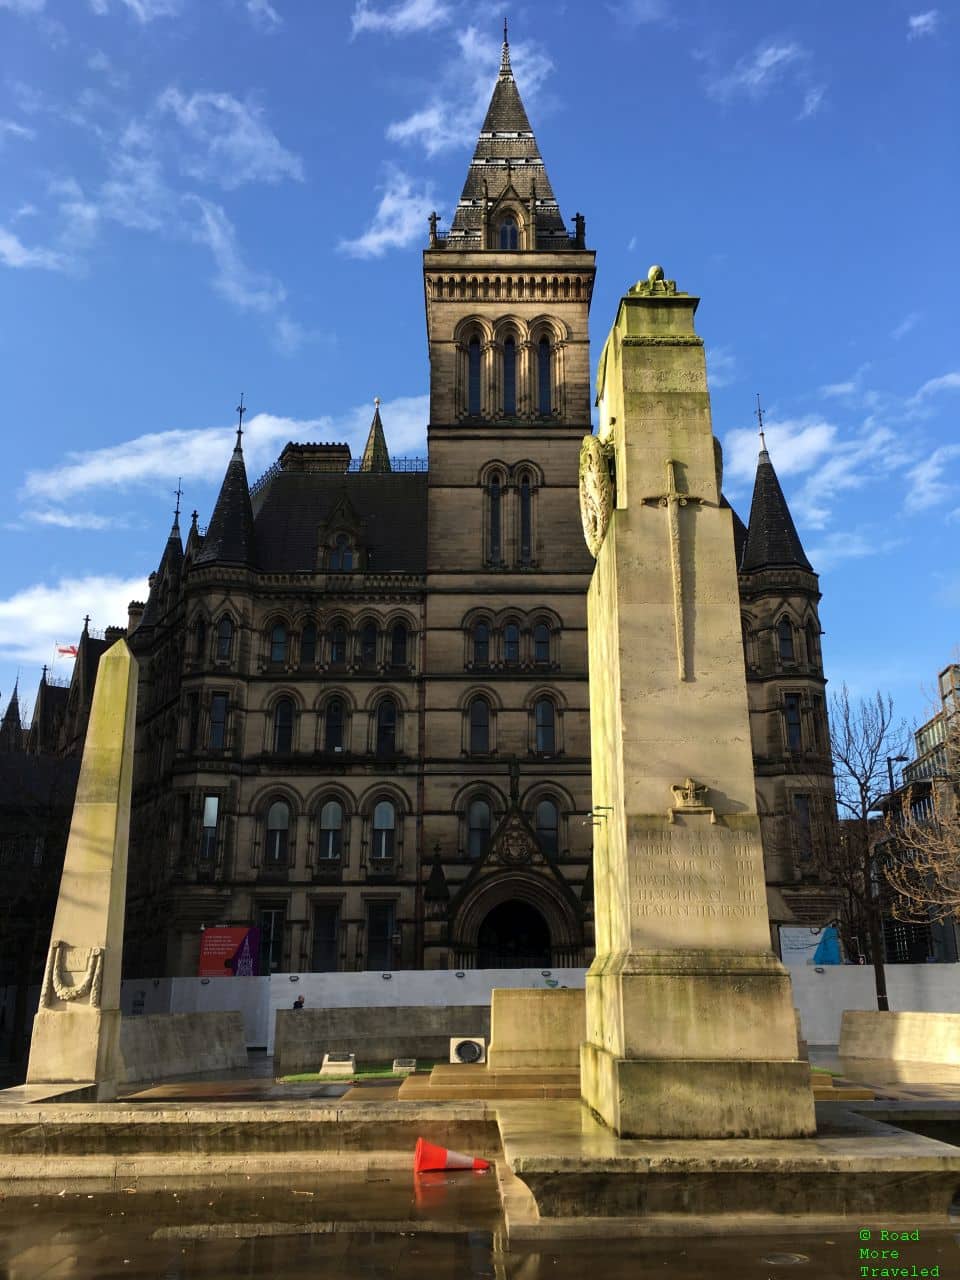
xmin=579 ymin=434 xmax=613 ymax=558
xmin=40 ymin=940 xmax=105 ymax=1009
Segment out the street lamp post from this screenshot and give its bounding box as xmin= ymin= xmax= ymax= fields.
xmin=887 ymin=754 xmax=909 ymax=799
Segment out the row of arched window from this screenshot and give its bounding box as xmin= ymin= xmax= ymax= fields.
xmin=466 ymin=614 xmax=557 ymax=669
xmin=466 ymin=334 xmax=552 ymax=417
xmin=196 ymin=789 xmax=568 ymax=869
xmin=192 ymin=615 xmax=413 ymax=672
xmin=465 ymin=694 xmax=560 ymax=756
xmin=456 ymin=316 xmax=562 ymax=421
xmin=266 ymin=695 xmax=402 ymax=756
xmin=742 ymin=614 xmax=821 ymax=672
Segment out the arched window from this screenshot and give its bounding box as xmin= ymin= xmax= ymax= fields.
xmin=503 ymin=335 xmax=517 ymax=415
xmin=324 ymin=697 xmax=345 ymax=751
xmin=372 ymin=800 xmax=396 ymax=860
xmin=533 ymin=623 xmax=550 ymax=665
xmin=468 ymin=336 xmax=481 ymax=416
xmin=359 ymin=621 xmax=378 ymax=669
xmin=318 ymin=800 xmax=343 ymax=860
xmin=216 ymin=616 xmax=233 ymax=661
xmin=265 ymin=800 xmax=290 ymax=864
xmin=390 ymin=623 xmax=408 ymax=668
xmin=469 ymin=696 xmax=490 ymax=754
xmin=538 ymin=337 xmax=552 ymax=415
xmin=499 ymin=215 xmax=519 ymax=251
xmin=270 ymin=623 xmax=288 ymax=665
xmin=195 ymin=619 xmax=207 ymax=658
xmin=273 ymin=698 xmax=293 ymax=753
xmin=472 ymin=621 xmax=490 ymax=667
xmin=330 ymin=534 xmax=354 ymax=571
xmin=504 ymin=622 xmax=520 ymax=666
xmin=330 ymin=623 xmax=347 ymax=666
xmin=535 ymin=698 xmax=556 ymax=754
xmin=376 ymin=699 xmax=398 ymax=756
xmin=535 ymin=798 xmax=559 ymax=857
xmin=777 ymin=617 xmax=795 ymax=662
xmin=300 ymin=621 xmax=317 ymax=666
xmin=467 ymin=798 xmax=492 ymax=859
xmin=519 ymin=473 xmax=532 ymax=565
xmin=488 ymin=474 xmax=502 ymax=564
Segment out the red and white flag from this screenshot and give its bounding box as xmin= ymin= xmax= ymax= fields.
xmin=56 ymin=645 xmax=78 ymax=658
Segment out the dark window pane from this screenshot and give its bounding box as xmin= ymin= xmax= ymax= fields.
xmin=360 ymin=622 xmax=377 ymax=667
xmin=489 ymin=476 xmax=501 ymax=563
xmin=187 ymin=692 xmax=200 ymax=750
xmin=301 ymin=623 xmax=317 ymax=666
xmin=330 ymin=625 xmax=347 ymax=665
xmin=366 ymin=901 xmax=395 ymax=970
xmin=312 ymin=904 xmax=340 ymax=971
xmin=319 ymin=800 xmax=343 ymax=859
xmin=520 ymin=475 xmax=532 ymax=564
xmin=270 ymin=624 xmax=287 ymax=664
xmin=473 ymin=622 xmax=490 ymax=666
xmin=199 ymin=794 xmax=218 ymax=861
xmin=469 ymin=697 xmax=490 ymax=754
xmin=325 ymin=697 xmax=345 ymax=751
xmin=499 ymin=217 xmax=518 ymax=251
xmin=331 ymin=534 xmax=354 ymax=571
xmin=376 ymin=700 xmax=397 ymax=756
xmin=504 ymin=623 xmax=520 ymax=665
xmin=535 ymin=699 xmax=555 ymax=753
xmin=468 ymin=337 xmax=481 ymax=415
xmin=778 ymin=618 xmax=795 ymax=662
xmin=209 ymin=694 xmax=228 ymax=749
xmin=273 ymin=699 xmax=293 ymax=753
xmin=535 ymin=799 xmax=559 ymax=857
xmin=538 ymin=337 xmax=551 ymax=415
xmin=503 ymin=336 xmax=516 ymax=415
xmin=468 ymin=799 xmax=491 ymax=858
xmin=533 ymin=623 xmax=550 ymax=664
xmin=784 ymin=695 xmax=802 ymax=751
xmin=258 ymin=906 xmax=285 ymax=973
xmin=390 ymin=624 xmax=408 ymax=667
xmin=196 ymin=620 xmax=207 ymax=658
xmin=216 ymin=617 xmax=233 ymax=660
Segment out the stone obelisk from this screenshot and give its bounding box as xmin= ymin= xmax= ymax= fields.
xmin=578 ymin=268 xmax=814 ymax=1138
xmin=27 ymin=639 xmax=138 ymax=1101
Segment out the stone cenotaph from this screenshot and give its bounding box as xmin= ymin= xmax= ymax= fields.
xmin=26 ymin=639 xmax=138 ymax=1101
xmin=578 ymin=268 xmax=814 ymax=1138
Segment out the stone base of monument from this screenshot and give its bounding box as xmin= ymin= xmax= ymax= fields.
xmin=486 ymin=988 xmax=584 ymax=1072
xmin=580 ymin=1043 xmax=815 ymax=1139
xmin=27 ymin=1007 xmax=122 ymax=1103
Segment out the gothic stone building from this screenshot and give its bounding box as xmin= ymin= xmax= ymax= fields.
xmin=124 ymin=38 xmax=836 ymax=979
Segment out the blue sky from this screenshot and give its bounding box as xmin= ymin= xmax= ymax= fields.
xmin=0 ymin=0 xmax=956 ymax=738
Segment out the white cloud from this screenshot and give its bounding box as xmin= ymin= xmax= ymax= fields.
xmin=798 ymin=84 xmax=825 ymax=119
xmin=613 ymin=0 xmax=673 ymax=23
xmin=806 ymin=529 xmax=903 ymax=571
xmin=23 ymin=398 xmax=430 ymax=502
xmin=339 ymin=169 xmax=434 ymax=258
xmin=0 ymin=226 xmax=70 ymax=271
xmin=157 ymin=88 xmax=303 ymax=189
xmin=384 ymin=24 xmax=554 ymax=156
xmin=187 ymin=196 xmax=287 ymax=312
xmin=351 ymin=0 xmax=452 ymax=37
xmin=708 ymin=41 xmax=804 ymax=99
xmin=0 ymin=119 xmax=35 ymax=143
xmin=247 ymin=0 xmax=281 ymax=28
xmin=908 ymin=10 xmax=940 ymax=39
xmin=707 ymin=345 xmax=736 ymax=390
xmin=0 ymin=575 xmax=149 ymax=667
xmin=911 ymin=371 xmax=960 ymax=401
xmin=99 ymin=151 xmax=173 ymax=230
xmin=0 ymin=0 xmax=46 ymax=12
xmin=904 ymin=444 xmax=960 ymax=513
xmin=25 ymin=510 xmax=123 ymax=530
xmin=892 ymin=311 xmax=920 ymax=340
xmin=94 ymin=0 xmax=185 ymax=20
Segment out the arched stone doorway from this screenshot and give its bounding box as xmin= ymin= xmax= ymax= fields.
xmin=477 ymin=899 xmax=552 ymax=969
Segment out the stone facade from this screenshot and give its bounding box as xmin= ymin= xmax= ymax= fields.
xmin=121 ymin=37 xmax=837 ymax=979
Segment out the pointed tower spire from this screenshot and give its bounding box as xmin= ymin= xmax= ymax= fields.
xmin=445 ymin=21 xmax=571 ymax=250
xmin=0 ymin=679 xmax=23 ymax=753
xmin=194 ymin=400 xmax=257 ymax=568
xmin=360 ymin=397 xmax=392 ymax=474
xmin=740 ymin=407 xmax=813 ymax=573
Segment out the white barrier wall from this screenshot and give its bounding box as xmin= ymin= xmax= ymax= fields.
xmin=789 ymin=964 xmax=960 ymax=1044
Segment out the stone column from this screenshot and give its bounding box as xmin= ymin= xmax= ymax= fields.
xmin=578 ymin=268 xmax=814 ymax=1138
xmin=27 ymin=639 xmax=138 ymax=1101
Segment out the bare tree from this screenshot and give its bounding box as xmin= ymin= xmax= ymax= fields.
xmin=816 ymin=685 xmax=910 ymax=1011
xmin=884 ymin=713 xmax=960 ymax=924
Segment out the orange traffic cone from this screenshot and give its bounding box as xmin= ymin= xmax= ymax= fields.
xmin=414 ymin=1136 xmax=490 ymax=1172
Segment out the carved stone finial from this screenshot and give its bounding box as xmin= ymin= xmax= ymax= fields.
xmin=629 ymin=267 xmax=678 ymax=298
xmin=648 ymin=264 xmax=664 ymax=282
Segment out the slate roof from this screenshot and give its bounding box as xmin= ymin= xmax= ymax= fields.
xmin=0 ymin=684 xmax=23 ymax=752
xmin=741 ymin=448 xmax=812 ymax=573
xmin=447 ymin=35 xmax=571 ymax=249
xmin=194 ymin=440 xmax=257 ymax=568
xmin=28 ymin=679 xmax=68 ymax=756
xmin=251 ymin=470 xmax=428 ymax=574
xmin=720 ymin=495 xmax=749 ymax=568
